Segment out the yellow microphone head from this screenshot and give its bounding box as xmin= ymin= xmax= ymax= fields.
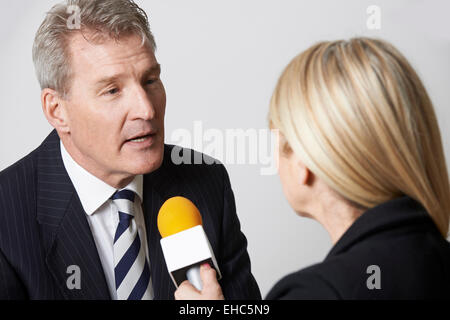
xmin=157 ymin=196 xmax=203 ymax=238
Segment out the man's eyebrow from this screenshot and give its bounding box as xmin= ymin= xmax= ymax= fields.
xmin=94 ymin=75 xmax=122 ymax=87
xmin=142 ymin=63 xmax=161 ymax=78
xmin=94 ymin=64 xmax=161 ymax=87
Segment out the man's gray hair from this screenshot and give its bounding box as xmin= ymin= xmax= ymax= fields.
xmin=32 ymin=0 xmax=156 ymax=97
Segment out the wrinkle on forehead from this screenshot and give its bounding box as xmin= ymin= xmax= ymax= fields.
xmin=68 ymin=32 xmax=156 ymax=81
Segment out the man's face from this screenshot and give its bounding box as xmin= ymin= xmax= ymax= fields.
xmin=61 ymin=33 xmax=166 ymax=187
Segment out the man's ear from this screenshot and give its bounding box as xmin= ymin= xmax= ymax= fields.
xmin=41 ymin=88 xmax=70 ymax=133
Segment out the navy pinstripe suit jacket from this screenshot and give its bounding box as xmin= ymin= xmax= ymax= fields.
xmin=0 ymin=130 xmax=261 ymax=300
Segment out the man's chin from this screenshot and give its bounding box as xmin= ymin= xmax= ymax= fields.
xmin=129 ymin=150 xmax=164 ymax=175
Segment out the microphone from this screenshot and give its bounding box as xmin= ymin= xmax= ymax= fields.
xmin=157 ymin=196 xmax=222 ymax=290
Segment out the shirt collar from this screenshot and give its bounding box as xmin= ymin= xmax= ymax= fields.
xmin=60 ymin=140 xmax=143 ymax=215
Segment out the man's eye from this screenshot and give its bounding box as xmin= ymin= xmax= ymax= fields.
xmin=146 ymin=79 xmax=158 ymax=85
xmin=107 ymin=88 xmax=119 ymax=95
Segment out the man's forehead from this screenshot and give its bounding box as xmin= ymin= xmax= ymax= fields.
xmin=68 ymin=32 xmax=156 ymax=71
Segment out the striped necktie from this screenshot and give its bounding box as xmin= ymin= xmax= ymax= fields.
xmin=111 ymin=189 xmax=152 ymax=300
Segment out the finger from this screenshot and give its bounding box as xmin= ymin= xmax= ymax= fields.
xmin=200 ymin=263 xmax=217 ymax=286
xmin=200 ymin=263 xmax=224 ymax=299
xmin=174 ymin=280 xmax=201 ymax=300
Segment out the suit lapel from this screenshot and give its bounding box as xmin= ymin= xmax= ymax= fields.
xmin=36 ymin=130 xmax=110 ymax=299
xmin=142 ymin=146 xmax=181 ymax=300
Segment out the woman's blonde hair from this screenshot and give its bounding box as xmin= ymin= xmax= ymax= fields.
xmin=269 ymin=37 xmax=450 ymax=238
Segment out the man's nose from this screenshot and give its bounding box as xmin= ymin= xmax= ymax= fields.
xmin=131 ymin=85 xmax=156 ymax=120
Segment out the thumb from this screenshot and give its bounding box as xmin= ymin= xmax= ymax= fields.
xmin=200 ymin=263 xmax=224 ymax=299
xmin=200 ymin=263 xmax=216 ymax=285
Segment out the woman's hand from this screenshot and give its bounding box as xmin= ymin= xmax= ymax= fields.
xmin=174 ymin=263 xmax=225 ymax=300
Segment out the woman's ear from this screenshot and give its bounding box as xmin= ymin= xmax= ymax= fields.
xmin=298 ymin=159 xmax=311 ymax=186
xmin=41 ymin=88 xmax=70 ymax=133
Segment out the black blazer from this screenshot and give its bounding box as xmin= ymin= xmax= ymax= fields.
xmin=0 ymin=130 xmax=261 ymax=300
xmin=266 ymin=196 xmax=450 ymax=299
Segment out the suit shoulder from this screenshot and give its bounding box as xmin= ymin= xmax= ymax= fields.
xmin=0 ymin=147 xmax=39 ymax=187
xmin=163 ymin=144 xmax=227 ymax=176
xmin=271 ymin=232 xmax=450 ymax=300
xmin=0 ymin=147 xmax=39 ymax=239
xmin=266 ymin=264 xmax=341 ymax=300
xmin=266 ymin=250 xmax=378 ymax=300
xmin=155 ymin=145 xmax=232 ymax=221
xmin=0 ymin=137 xmax=46 ymax=218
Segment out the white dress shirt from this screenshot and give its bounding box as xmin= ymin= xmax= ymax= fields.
xmin=60 ymin=141 xmax=154 ymax=300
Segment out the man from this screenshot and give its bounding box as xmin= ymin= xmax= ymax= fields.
xmin=0 ymin=0 xmax=260 ymax=300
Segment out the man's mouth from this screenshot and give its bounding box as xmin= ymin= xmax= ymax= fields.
xmin=126 ymin=130 xmax=157 ymax=142
xmin=124 ymin=131 xmax=158 ymax=148
xmin=127 ymin=134 xmax=153 ymax=143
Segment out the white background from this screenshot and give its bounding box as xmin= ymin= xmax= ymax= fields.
xmin=1 ymin=0 xmax=449 ymax=297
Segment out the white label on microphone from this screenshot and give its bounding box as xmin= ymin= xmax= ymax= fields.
xmin=160 ymin=225 xmax=220 ymax=276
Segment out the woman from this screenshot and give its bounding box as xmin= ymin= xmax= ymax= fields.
xmin=175 ymin=37 xmax=450 ymax=299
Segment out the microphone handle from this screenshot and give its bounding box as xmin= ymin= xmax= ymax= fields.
xmin=186 ymin=265 xmax=203 ymax=290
